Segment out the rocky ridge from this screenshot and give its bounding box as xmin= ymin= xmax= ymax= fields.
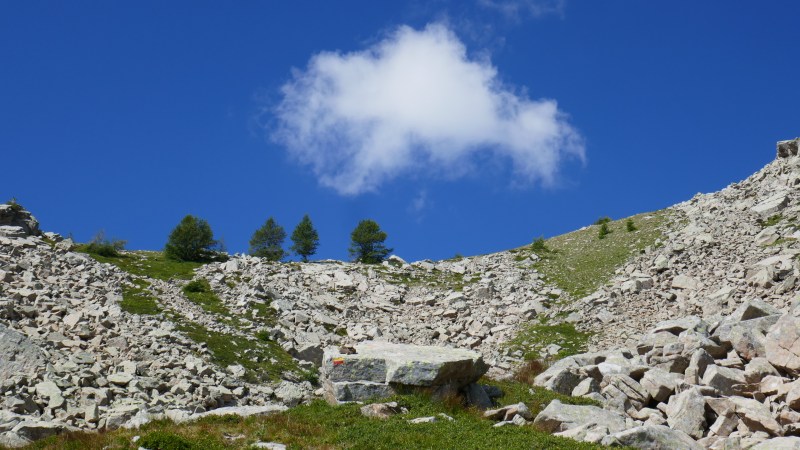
xmin=569 ymin=139 xmax=800 ymax=351
xmin=527 ymin=138 xmax=800 ymax=448
xmin=2 ymin=138 xmax=800 ymax=449
xmin=0 ymin=203 xmax=562 ymax=446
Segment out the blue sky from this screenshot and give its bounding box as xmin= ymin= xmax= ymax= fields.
xmin=2 ymin=1 xmax=799 ymax=261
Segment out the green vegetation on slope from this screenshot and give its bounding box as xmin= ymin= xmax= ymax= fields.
xmin=761 ymin=214 xmax=783 ymax=228
xmin=504 ymin=321 xmax=593 ymax=361
xmin=377 ymin=266 xmax=479 ymax=292
xmin=504 ymin=211 xmax=668 ymax=361
xmin=182 ymin=279 xmax=230 ymax=315
xmin=175 ymin=320 xmax=314 ymax=384
xmin=119 ymin=279 xmax=161 ymax=315
xmin=78 ymin=250 xmax=203 ymax=281
xmin=15 ymin=390 xmax=609 ymax=450
xmin=521 ymin=210 xmax=669 ymax=299
xmin=484 ymin=379 xmax=600 ymax=412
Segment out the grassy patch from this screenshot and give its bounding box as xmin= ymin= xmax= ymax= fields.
xmin=175 ymin=321 xmax=313 ymax=384
xmin=378 ymin=267 xmax=471 ymax=291
xmin=182 ymin=279 xmax=230 ymax=315
xmin=40 ymin=236 xmax=57 ymax=249
xmin=119 ymin=279 xmax=162 ymax=315
xmin=767 ymin=237 xmax=798 ymax=247
xmin=13 ymin=391 xmax=612 ymax=450
xmin=250 ymin=301 xmax=277 ymax=327
xmin=79 ymin=250 xmax=203 ymax=281
xmin=505 ymin=322 xmax=593 ymax=361
xmin=482 ymin=379 xmax=600 ymax=415
xmin=526 ymin=210 xmax=668 ymax=299
xmin=761 ymin=214 xmax=783 ymax=228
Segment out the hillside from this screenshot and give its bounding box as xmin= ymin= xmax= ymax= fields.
xmin=2 ymin=138 xmax=800 ymax=449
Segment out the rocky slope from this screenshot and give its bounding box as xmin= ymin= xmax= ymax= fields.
xmin=2 ymin=138 xmax=800 ymax=449
xmin=569 ymin=137 xmax=800 ymax=351
xmin=528 ymin=138 xmax=800 ymax=449
xmin=0 ymin=209 xmax=290 ymax=446
xmin=0 ymin=203 xmax=563 ymax=446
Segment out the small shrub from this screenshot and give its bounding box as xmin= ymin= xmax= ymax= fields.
xmin=256 ymin=329 xmax=272 ymax=342
xmin=138 ymin=431 xmax=195 ymax=450
xmin=625 ymin=218 xmax=637 ymax=232
xmin=84 ymin=231 xmax=126 ymax=258
xmin=5 ymin=197 xmax=23 ymax=213
xmin=531 ymin=236 xmax=549 ymax=253
xmin=183 ymin=278 xmax=210 ymax=293
xmin=513 ymin=359 xmax=547 ymax=385
xmin=598 ymin=222 xmax=610 ymax=239
xmin=594 ymin=216 xmax=611 ymax=225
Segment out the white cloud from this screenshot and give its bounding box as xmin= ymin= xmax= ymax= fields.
xmin=272 ymin=23 xmax=584 ymax=195
xmin=409 ymin=190 xmax=430 ymax=214
xmin=477 ymin=0 xmax=566 ymax=19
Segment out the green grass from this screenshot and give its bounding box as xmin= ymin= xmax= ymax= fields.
xmin=11 ymin=391 xmax=610 ymax=450
xmin=182 ymin=279 xmax=230 ymax=315
xmin=250 ymin=301 xmax=277 ymax=327
xmin=761 ymin=214 xmax=783 ymax=227
xmin=175 ymin=321 xmax=313 ymax=384
xmin=505 ymin=321 xmax=593 ymax=361
xmin=767 ymin=237 xmax=798 ymax=247
xmin=525 ymin=210 xmax=669 ymax=299
xmin=40 ymin=236 xmax=57 ymax=249
xmin=378 ymin=267 xmax=472 ymax=291
xmin=119 ymin=279 xmax=162 ymax=315
xmin=78 ymin=250 xmax=203 ymax=281
xmin=482 ymin=379 xmax=600 ymax=413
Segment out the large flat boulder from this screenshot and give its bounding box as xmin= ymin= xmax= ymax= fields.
xmin=0 ymin=324 xmax=47 ymax=380
xmin=321 ymin=342 xmax=488 ymax=404
xmin=766 ymin=311 xmax=800 ymax=374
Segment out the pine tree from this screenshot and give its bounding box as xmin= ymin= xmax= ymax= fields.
xmin=249 ymin=217 xmax=286 ymax=261
xmin=290 ymin=214 xmax=319 ymax=262
xmin=349 ymin=219 xmax=392 ymax=264
xmin=598 ymin=222 xmax=610 ymax=239
xmin=164 ymin=215 xmax=217 ymax=261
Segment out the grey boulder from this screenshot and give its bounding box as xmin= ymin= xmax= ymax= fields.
xmin=321 ymin=341 xmax=488 ymax=404
xmin=601 ymin=424 xmax=703 ymax=450
xmin=532 ymin=400 xmax=627 ymax=435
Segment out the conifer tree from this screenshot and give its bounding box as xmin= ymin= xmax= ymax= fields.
xmin=349 ymin=219 xmax=392 ymax=264
xmin=290 ymin=214 xmax=319 ymax=262
xmin=249 ymin=217 xmax=286 ymax=261
xmin=164 ymin=215 xmax=217 ymax=261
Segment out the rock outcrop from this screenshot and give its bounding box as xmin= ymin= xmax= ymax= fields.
xmin=320 ymin=341 xmax=488 ymax=404
xmin=0 ymin=203 xmax=40 ymax=237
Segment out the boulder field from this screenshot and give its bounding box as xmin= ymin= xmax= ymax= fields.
xmin=2 ymin=138 xmax=800 ymax=449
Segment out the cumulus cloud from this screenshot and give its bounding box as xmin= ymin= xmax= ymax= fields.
xmin=272 ymin=23 xmax=584 ymax=195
